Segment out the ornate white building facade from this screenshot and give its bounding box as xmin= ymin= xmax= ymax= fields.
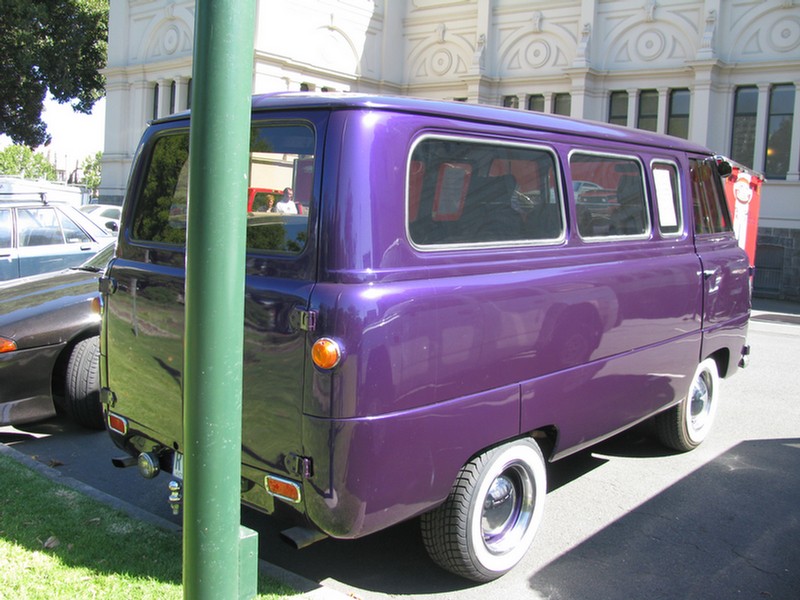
xmin=101 ymin=0 xmax=800 ymax=298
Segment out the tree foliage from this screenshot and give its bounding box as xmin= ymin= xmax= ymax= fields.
xmin=0 ymin=144 xmax=57 ymax=180
xmin=0 ymin=0 xmax=108 ymax=148
xmin=81 ymin=150 xmax=103 ymax=193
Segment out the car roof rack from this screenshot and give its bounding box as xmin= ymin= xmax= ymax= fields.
xmin=0 ymin=192 xmax=49 ymax=204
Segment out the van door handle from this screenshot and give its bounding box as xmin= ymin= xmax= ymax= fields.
xmin=704 ymin=268 xmax=721 ymax=293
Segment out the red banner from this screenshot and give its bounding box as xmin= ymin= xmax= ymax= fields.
xmin=722 ymin=160 xmax=763 ymax=269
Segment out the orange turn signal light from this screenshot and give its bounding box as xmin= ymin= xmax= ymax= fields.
xmin=311 ymin=337 xmax=342 ymax=370
xmin=0 ymin=337 xmax=17 ymax=353
xmin=265 ymin=475 xmax=302 ymax=503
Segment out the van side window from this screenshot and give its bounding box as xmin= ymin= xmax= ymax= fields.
xmin=131 ymin=124 xmax=316 ymax=254
xmin=690 ymin=158 xmax=732 ymax=235
xmin=652 ymin=161 xmax=682 ymax=235
xmin=570 ymin=153 xmax=648 ymax=238
xmin=408 ymin=137 xmax=563 ymax=247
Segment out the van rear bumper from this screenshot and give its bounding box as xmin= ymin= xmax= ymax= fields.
xmin=301 ymin=384 xmax=521 ymax=539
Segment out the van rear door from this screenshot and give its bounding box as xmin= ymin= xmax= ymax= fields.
xmin=102 ymin=115 xmax=324 ymax=484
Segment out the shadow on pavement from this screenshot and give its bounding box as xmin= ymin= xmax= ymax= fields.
xmin=527 ymin=438 xmax=800 ymax=599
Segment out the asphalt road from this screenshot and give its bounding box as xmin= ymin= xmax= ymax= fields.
xmin=2 ymin=309 xmax=799 ymax=600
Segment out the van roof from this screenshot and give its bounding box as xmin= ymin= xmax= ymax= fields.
xmin=160 ymin=91 xmax=713 ymax=155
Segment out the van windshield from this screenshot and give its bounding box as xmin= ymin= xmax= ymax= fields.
xmin=131 ymin=123 xmax=316 ymax=255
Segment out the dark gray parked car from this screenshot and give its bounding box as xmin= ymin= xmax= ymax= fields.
xmin=1 ymin=198 xmax=115 ymax=281
xmin=0 ymin=242 xmax=114 ymax=429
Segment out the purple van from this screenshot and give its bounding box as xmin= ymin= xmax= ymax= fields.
xmin=100 ymin=93 xmax=750 ymax=581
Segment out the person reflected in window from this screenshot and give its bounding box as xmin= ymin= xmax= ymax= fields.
xmin=275 ymin=187 xmax=297 ymax=214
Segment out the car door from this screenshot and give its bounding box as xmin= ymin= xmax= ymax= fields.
xmin=690 ymin=157 xmax=751 ymax=351
xmin=0 ymin=208 xmax=19 ymax=280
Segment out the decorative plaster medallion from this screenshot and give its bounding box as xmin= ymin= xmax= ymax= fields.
xmin=163 ymin=25 xmax=180 ymax=55
xmin=525 ymin=40 xmax=551 ymax=68
xmin=768 ymin=17 xmax=800 ymax=52
xmin=635 ymin=28 xmax=665 ymax=61
xmin=430 ymin=48 xmax=454 ymax=75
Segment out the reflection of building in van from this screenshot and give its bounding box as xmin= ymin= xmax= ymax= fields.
xmin=101 ymin=94 xmax=751 ymax=583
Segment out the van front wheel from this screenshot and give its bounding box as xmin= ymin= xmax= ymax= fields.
xmin=420 ymin=438 xmax=546 ymax=582
xmin=656 ymin=357 xmax=720 ymax=452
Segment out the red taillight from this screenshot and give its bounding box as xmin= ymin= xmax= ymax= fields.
xmin=0 ymin=337 xmax=17 ymax=353
xmin=107 ymin=412 xmax=128 ymax=435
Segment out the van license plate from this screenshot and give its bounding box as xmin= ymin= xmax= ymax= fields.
xmin=172 ymin=452 xmax=184 ymax=480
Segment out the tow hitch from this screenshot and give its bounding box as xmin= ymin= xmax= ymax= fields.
xmin=168 ymin=480 xmax=183 ymax=515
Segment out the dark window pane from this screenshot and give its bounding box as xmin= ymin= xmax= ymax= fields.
xmin=764 ymin=84 xmax=795 ymax=180
xmin=638 ymin=90 xmax=658 ymax=132
xmin=730 ymin=86 xmax=758 ymax=167
xmin=667 ymin=89 xmax=690 ymax=139
xmin=527 ymin=95 xmax=544 ymax=112
xmin=609 ymin=91 xmax=628 ymax=126
xmin=554 ymin=93 xmax=571 ymax=116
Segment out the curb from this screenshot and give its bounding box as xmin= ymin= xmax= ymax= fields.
xmin=0 ymin=442 xmax=350 ymax=600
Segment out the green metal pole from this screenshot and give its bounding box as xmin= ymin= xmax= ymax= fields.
xmin=183 ymin=2 xmax=257 ymax=599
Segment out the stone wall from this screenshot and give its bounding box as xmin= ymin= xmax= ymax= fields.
xmin=755 ymin=228 xmax=800 ymax=301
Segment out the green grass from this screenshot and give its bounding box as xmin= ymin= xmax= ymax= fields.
xmin=0 ymin=455 xmax=297 ymax=599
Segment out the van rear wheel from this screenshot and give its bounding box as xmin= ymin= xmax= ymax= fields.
xmin=420 ymin=438 xmax=546 ymax=582
xmin=656 ymin=357 xmax=720 ymax=452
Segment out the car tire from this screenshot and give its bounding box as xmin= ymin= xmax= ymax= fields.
xmin=656 ymin=357 xmax=720 ymax=452
xmin=420 ymin=438 xmax=546 ymax=582
xmin=64 ymin=336 xmax=104 ymax=430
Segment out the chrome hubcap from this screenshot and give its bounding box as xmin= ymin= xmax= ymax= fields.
xmin=689 ymin=371 xmax=712 ymax=433
xmin=481 ymin=466 xmax=534 ymax=554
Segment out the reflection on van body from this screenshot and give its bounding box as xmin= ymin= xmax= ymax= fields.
xmin=101 ymin=94 xmax=750 ymax=582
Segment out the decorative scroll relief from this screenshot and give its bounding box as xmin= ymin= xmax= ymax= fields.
xmin=498 ymin=17 xmax=575 ymax=75
xmin=146 ymin=20 xmax=193 ymax=59
xmin=135 ymin=3 xmax=194 ymax=62
xmin=611 ymin=27 xmax=688 ymax=65
xmin=736 ymin=15 xmax=800 ymax=58
xmin=413 ymin=46 xmax=470 ymax=78
xmin=727 ymin=3 xmax=800 ymax=61
xmin=407 ymin=26 xmax=473 ymax=81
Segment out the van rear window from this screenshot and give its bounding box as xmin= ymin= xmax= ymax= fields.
xmin=131 ymin=124 xmax=316 ymax=254
xmin=408 ymin=137 xmax=563 ymax=247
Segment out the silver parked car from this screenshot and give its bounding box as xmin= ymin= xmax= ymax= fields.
xmin=0 ymin=198 xmax=115 ymax=281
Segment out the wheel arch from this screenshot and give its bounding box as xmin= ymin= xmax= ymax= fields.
xmin=706 ymin=347 xmax=731 ymax=378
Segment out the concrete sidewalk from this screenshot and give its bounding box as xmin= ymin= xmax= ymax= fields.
xmin=752 ymin=296 xmax=800 ymax=325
